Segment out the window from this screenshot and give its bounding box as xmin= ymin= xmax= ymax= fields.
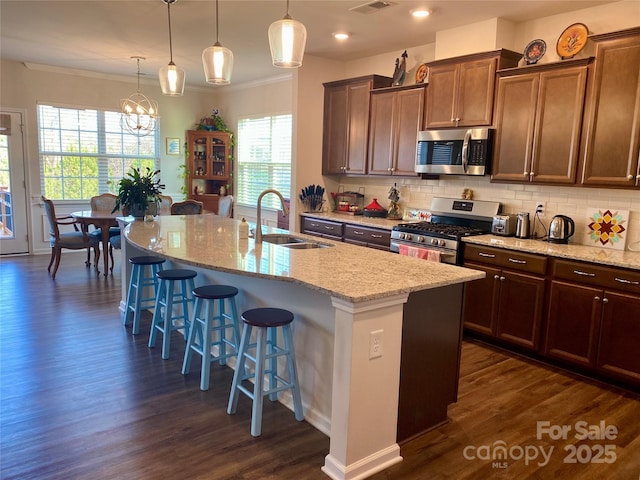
xmin=236 ymin=114 xmax=291 ymax=210
xmin=38 ymin=104 xmax=158 ymax=200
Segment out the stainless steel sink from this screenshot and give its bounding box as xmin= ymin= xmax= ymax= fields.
xmin=261 ymin=234 xmax=306 ymax=244
xmin=261 ymin=234 xmax=331 ymax=249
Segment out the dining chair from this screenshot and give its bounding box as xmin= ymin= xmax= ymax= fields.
xmin=159 ymin=195 xmax=173 ymax=215
xmin=218 ymin=195 xmax=233 ymax=218
xmin=170 ymin=199 xmax=204 ymax=215
xmin=87 ymin=193 xmax=121 ymax=264
xmin=41 ymin=196 xmax=100 ymax=279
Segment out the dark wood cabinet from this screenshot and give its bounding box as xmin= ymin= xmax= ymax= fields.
xmin=368 ymin=85 xmax=425 ymax=176
xmin=462 ymin=245 xmax=546 ymax=350
xmin=545 ymin=280 xmax=601 ymax=368
xmin=322 ymin=75 xmax=392 ymax=175
xmin=301 ymin=217 xmax=343 ymax=241
xmin=544 ymin=259 xmax=640 ymax=385
xmin=491 ymin=60 xmax=590 ymax=184
xmin=597 ymin=291 xmax=640 ymax=383
xmin=425 ymin=49 xmax=520 ymax=128
xmin=187 ymin=130 xmax=232 ymax=213
xmin=579 ymin=27 xmax=640 ymax=188
xmin=343 ymin=224 xmax=391 ymax=250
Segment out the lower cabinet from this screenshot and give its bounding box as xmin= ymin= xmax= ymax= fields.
xmin=343 ymin=224 xmax=391 ymax=250
xmin=463 ymin=260 xmax=545 ymax=350
xmin=300 ymin=216 xmax=391 ymax=250
xmin=544 ymin=259 xmax=640 ymax=385
xmin=301 ymin=217 xmax=343 ymax=241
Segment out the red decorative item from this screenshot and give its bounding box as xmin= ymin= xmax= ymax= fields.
xmin=363 ymin=198 xmax=387 ymax=218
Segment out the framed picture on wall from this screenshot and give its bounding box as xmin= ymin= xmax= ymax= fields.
xmin=166 ymin=137 xmax=180 ymax=156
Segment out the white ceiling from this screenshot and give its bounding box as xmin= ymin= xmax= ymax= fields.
xmin=0 ymin=0 xmax=617 ymax=89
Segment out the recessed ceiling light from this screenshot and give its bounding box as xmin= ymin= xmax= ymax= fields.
xmin=411 ymin=8 xmax=431 ymax=18
xmin=333 ymin=32 xmax=350 ymax=40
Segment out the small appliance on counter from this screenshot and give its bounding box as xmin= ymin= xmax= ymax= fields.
xmin=515 ymin=212 xmax=531 ymax=239
xmin=491 ymin=214 xmax=517 ymax=236
xmin=548 ymin=215 xmax=575 ymax=244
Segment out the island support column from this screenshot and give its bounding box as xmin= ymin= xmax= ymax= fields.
xmin=322 ymin=293 xmax=408 ymax=480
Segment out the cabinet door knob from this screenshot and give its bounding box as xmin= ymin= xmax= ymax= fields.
xmin=602 ymin=297 xmax=609 ymax=304
xmin=530 ymin=172 xmax=535 ymax=177
xmin=499 ymin=276 xmax=505 ymax=281
xmin=388 ymin=167 xmax=392 ymax=172
xmin=627 ymin=174 xmax=634 ymax=180
xmin=450 ymin=118 xmax=455 ymax=122
xmin=494 ymin=274 xmax=500 ymax=280
xmin=390 ymin=167 xmax=395 ymax=172
xmin=594 ymin=296 xmax=600 ymax=302
xmin=523 ymin=171 xmax=529 ymax=176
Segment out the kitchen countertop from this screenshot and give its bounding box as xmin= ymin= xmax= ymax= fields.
xmin=300 ymin=211 xmax=403 ymax=230
xmin=124 ymin=214 xmax=484 ymax=303
xmin=464 ymin=234 xmax=640 ymax=271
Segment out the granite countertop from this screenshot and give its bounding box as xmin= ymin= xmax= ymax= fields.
xmin=300 ymin=211 xmax=403 ymax=230
xmin=124 ymin=215 xmax=483 ymax=303
xmin=464 ymin=234 xmax=640 ymax=271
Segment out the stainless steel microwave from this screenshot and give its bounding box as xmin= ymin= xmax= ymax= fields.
xmin=415 ymin=127 xmax=493 ymax=175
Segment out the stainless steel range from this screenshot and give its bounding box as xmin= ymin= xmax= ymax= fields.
xmin=391 ymin=197 xmax=502 ymax=264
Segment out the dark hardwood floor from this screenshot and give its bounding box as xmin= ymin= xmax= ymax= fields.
xmin=1 ymin=253 xmax=638 ymax=479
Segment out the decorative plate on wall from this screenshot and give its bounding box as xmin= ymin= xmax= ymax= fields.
xmin=523 ymin=39 xmax=546 ymax=65
xmin=415 ymin=63 xmax=428 ymax=84
xmin=583 ymin=207 xmax=629 ymax=250
xmin=556 ymin=23 xmax=589 ymax=59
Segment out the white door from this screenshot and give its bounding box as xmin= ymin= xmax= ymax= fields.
xmin=0 ymin=110 xmax=29 ymax=255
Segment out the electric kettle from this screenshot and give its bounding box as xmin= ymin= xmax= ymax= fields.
xmin=548 ymin=215 xmax=575 ymax=244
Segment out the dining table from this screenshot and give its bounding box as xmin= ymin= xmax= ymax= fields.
xmin=71 ymin=210 xmax=122 ymax=277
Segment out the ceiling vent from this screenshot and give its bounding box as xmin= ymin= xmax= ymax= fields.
xmin=349 ymin=1 xmax=396 ymax=14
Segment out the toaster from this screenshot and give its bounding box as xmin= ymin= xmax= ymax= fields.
xmin=491 ymin=214 xmax=517 ymax=236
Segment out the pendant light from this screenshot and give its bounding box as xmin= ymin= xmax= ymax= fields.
xmin=121 ymin=57 xmax=158 ymax=137
xmin=202 ymin=0 xmax=233 ymax=85
xmin=268 ymin=0 xmax=307 ymax=68
xmin=159 ymin=0 xmax=185 ymax=96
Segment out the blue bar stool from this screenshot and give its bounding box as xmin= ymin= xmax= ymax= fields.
xmin=148 ymin=269 xmax=197 ymax=360
xmin=181 ymin=285 xmax=242 ymax=391
xmin=227 ymin=307 xmax=304 ymax=436
xmin=124 ymin=255 xmax=166 ymax=335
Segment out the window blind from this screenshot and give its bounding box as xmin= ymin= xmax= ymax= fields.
xmin=236 ymin=114 xmax=291 ymax=210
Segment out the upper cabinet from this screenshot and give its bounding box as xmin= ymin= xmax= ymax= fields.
xmin=579 ymin=27 xmax=640 ymax=188
xmin=186 ymin=130 xmax=233 ymax=213
xmin=368 ymin=84 xmax=425 ymax=176
xmin=425 ymin=49 xmax=521 ymax=129
xmin=322 ymin=75 xmax=392 ymax=175
xmin=491 ymin=59 xmax=590 ymax=185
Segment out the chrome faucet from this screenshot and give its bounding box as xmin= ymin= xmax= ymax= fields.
xmin=255 ymin=188 xmax=289 ymax=244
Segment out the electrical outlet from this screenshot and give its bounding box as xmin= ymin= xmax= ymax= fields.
xmin=535 ymin=201 xmax=545 ymax=216
xmin=369 ymin=329 xmax=383 ymax=359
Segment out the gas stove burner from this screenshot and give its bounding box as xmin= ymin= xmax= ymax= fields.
xmin=393 ymin=222 xmax=486 ymax=239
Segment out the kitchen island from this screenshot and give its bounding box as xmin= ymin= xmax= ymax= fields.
xmin=122 ymin=214 xmax=484 ymax=480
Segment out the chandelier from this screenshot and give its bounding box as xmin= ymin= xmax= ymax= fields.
xmin=202 ymin=0 xmax=233 ymax=85
xmin=268 ymin=0 xmax=307 ymax=68
xmin=159 ymin=0 xmax=185 ymax=96
xmin=121 ymin=57 xmax=158 ymax=137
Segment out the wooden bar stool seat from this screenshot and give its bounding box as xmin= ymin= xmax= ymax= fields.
xmin=124 ymin=256 xmax=166 ymax=335
xmin=148 ymin=269 xmax=197 ymax=359
xmin=181 ymin=285 xmax=242 ymax=391
xmin=227 ymin=307 xmax=304 ymax=436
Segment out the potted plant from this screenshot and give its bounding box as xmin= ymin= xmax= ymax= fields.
xmin=112 ymin=167 xmax=165 ymax=218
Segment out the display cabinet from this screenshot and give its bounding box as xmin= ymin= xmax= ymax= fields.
xmin=187 ymin=130 xmax=232 ymax=213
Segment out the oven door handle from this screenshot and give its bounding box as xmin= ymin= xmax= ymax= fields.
xmin=390 ymin=240 xmax=457 ymax=263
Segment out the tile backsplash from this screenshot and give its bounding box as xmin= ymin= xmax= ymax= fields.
xmin=333 ymin=175 xmax=640 ymax=252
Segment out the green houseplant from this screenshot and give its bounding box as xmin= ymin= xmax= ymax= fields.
xmin=112 ymin=167 xmax=165 ymax=218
